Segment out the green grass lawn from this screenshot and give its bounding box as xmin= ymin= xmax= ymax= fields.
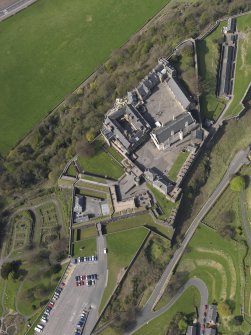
xmin=225 ymin=13 xmax=251 ymax=118
xmin=17 ymin=264 xmax=67 ymax=317
xmin=203 ymin=185 xmax=241 ymax=230
xmin=167 ymin=151 xmax=189 ymax=181
xmin=105 ymin=213 xmax=173 ymax=239
xmin=99 ymin=227 xmax=149 ymax=312
xmin=132 ymin=287 xmax=200 ymax=335
xmin=73 ymin=238 xmax=96 ymax=257
xmin=147 ymin=183 xmax=178 ymax=220
xmin=67 ymin=164 xmax=77 ymax=177
xmin=0 ymin=0 xmax=170 ymax=155
xmin=78 ymin=140 xmax=124 ymax=179
xmin=3 ymin=276 xmax=19 ymax=312
xmin=197 ymin=22 xmax=226 ymax=120
xmin=82 ymin=175 xmax=108 ymax=184
xmin=74 ymin=226 xmax=98 ymax=241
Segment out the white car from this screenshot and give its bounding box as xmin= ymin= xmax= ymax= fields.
xmin=34 ymin=327 xmax=42 ymax=333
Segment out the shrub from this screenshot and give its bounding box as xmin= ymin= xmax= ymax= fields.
xmin=230 ymin=176 xmax=246 ymax=192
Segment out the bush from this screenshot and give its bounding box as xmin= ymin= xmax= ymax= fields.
xmin=218 ymin=301 xmax=232 ymax=317
xmin=230 ymin=176 xmax=246 ymax=192
xmin=231 ymin=315 xmax=244 ymax=326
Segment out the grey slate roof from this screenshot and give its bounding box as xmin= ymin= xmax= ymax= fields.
xmin=103 ymin=104 xmax=150 ymax=151
xmin=153 ymin=177 xmax=173 ymax=194
xmin=127 ymin=90 xmax=138 ymax=105
xmin=204 ymin=328 xmax=216 ymax=335
xmin=186 ymin=326 xmax=197 ymax=335
xmin=137 ymin=83 xmax=150 ymax=99
xmin=166 ymin=77 xmax=190 ymax=110
xmin=227 ymin=17 xmax=236 ymax=33
xmin=144 ymin=168 xmax=156 ymax=182
xmin=219 ymin=44 xmax=234 ymax=96
xmin=206 ymin=305 xmax=217 ymax=324
xmin=152 ymin=112 xmax=195 ymax=144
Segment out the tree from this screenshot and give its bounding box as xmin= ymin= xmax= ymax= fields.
xmin=85 ymin=128 xmax=96 ymax=142
xmin=219 ymin=225 xmax=235 ymax=240
xmin=221 ymin=210 xmax=235 ymax=223
xmin=218 ymin=301 xmax=232 ymax=317
xmin=1 ymin=262 xmax=13 ymax=280
xmin=178 ymin=318 xmax=188 ymax=332
xmin=230 ymin=176 xmax=246 ymax=192
xmin=231 ymin=315 xmax=243 ymax=326
xmin=75 ymin=139 xmax=94 ymax=157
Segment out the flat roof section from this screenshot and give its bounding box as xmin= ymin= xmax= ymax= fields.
xmin=144 ymin=82 xmax=184 ymax=127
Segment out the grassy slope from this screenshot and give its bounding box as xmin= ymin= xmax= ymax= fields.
xmin=99 ymin=227 xmax=148 ymax=312
xmin=0 ymin=0 xmax=170 ymax=154
xmin=132 ymin=287 xmax=200 ymax=335
xmin=105 ymin=213 xmax=173 ymax=239
xmin=225 ymin=13 xmax=251 ymax=117
xmin=167 ymin=151 xmax=189 ymax=181
xmin=78 ymin=140 xmax=124 ymax=179
xmin=17 ymin=264 xmax=67 ymax=317
xmin=147 ymin=183 xmax=178 ymax=220
xmin=197 ymin=22 xmax=226 ymax=120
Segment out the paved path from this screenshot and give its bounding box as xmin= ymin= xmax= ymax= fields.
xmin=240 ymin=191 xmax=251 ymax=246
xmin=0 ymin=0 xmax=37 ymax=22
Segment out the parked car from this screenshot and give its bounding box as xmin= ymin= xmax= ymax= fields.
xmin=34 ymin=327 xmax=43 ymax=333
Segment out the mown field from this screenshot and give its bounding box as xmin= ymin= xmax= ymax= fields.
xmin=0 ymin=0 xmax=170 ymax=154
xmin=225 ymin=13 xmax=251 ymax=118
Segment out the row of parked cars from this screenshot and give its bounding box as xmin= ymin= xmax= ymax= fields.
xmin=34 ymin=282 xmax=65 ymax=333
xmin=72 ymin=255 xmax=98 ymax=264
xmin=75 ymin=274 xmax=98 ymax=287
xmin=74 ymin=309 xmax=89 ymax=335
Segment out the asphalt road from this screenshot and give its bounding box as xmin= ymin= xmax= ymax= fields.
xmin=0 ymin=0 xmax=37 ymax=21
xmin=126 ymin=278 xmax=208 ymax=335
xmin=41 ymin=234 xmax=107 ymax=335
xmin=125 ymin=148 xmax=249 ymax=334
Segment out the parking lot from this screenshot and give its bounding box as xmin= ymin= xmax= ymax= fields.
xmin=41 ymin=235 xmax=107 ymax=335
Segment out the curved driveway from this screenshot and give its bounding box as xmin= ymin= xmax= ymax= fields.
xmin=126 ymin=278 xmax=208 ymax=334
